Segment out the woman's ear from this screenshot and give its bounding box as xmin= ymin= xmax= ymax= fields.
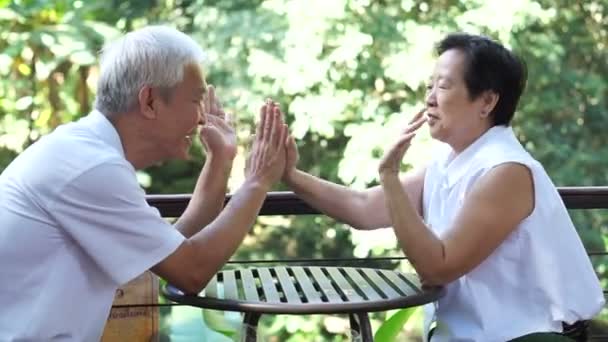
xmin=480 ymin=90 xmax=499 ymax=118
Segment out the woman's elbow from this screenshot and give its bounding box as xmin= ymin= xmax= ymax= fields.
xmin=418 ymin=264 xmax=461 ymax=287
xmin=349 ymin=220 xmax=381 ymax=231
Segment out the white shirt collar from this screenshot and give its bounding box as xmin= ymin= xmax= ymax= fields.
xmin=86 ymin=110 xmax=125 ymax=158
xmin=441 ymin=125 xmax=512 ymax=189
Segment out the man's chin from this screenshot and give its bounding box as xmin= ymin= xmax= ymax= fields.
xmin=178 ymin=152 xmax=192 ymax=161
xmin=179 ymin=144 xmax=194 ymax=160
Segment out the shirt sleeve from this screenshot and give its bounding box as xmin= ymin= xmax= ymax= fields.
xmin=49 ymin=159 xmax=186 ymax=285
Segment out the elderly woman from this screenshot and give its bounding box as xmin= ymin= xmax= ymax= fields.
xmin=283 ymin=33 xmax=603 ymax=341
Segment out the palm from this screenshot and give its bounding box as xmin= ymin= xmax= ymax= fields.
xmin=379 ymin=139 xmax=410 ymax=173
xmin=199 ymin=85 xmax=237 ymax=159
xmin=200 ymin=115 xmax=237 ymax=159
xmin=378 ymin=108 xmax=427 ymax=174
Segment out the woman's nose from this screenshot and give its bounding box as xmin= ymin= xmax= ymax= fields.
xmin=425 ymin=88 xmax=437 ymax=108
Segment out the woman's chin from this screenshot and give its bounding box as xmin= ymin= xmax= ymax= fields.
xmin=428 ymin=127 xmax=440 ymax=139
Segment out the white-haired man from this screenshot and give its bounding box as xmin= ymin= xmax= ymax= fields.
xmin=0 ymin=26 xmax=288 ymax=341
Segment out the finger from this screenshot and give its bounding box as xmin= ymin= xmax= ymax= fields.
xmin=273 ymin=108 xmax=285 ymax=145
xmin=408 ymin=107 xmax=426 ymax=125
xmin=412 ymin=109 xmax=428 ymax=126
xmin=206 ymin=114 xmax=229 ymax=130
xmin=257 ymin=104 xmax=267 ymax=141
xmin=213 ymin=97 xmax=224 ymax=118
xmin=272 ymin=99 xmax=281 ymax=112
xmin=266 ymin=99 xmax=275 ymax=118
xmin=285 ymin=132 xmax=293 ymax=147
xmin=264 ymin=103 xmax=276 ymax=143
xmin=268 ymin=109 xmax=280 ymax=146
xmin=397 ymin=132 xmax=416 ymax=145
xmin=225 ymin=112 xmax=234 ymax=127
xmin=206 ymin=85 xmax=215 ymax=113
xmin=274 ymin=102 xmax=285 ymax=123
xmin=279 ymin=124 xmax=288 ymax=150
xmin=405 ymin=115 xmax=427 ymax=133
xmin=276 ymin=109 xmax=286 ymax=147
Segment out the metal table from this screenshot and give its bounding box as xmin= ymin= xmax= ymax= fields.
xmin=163 ymin=266 xmax=443 ymax=341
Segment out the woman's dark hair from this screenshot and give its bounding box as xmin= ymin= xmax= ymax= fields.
xmin=437 ymin=33 xmax=528 ymax=126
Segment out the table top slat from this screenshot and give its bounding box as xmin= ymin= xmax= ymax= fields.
xmin=204 ymin=274 xmax=219 ymax=298
xmin=400 ymin=272 xmax=423 ymax=290
xmin=343 ymin=268 xmax=381 ymax=301
xmin=309 ymin=267 xmax=342 ymax=303
xmin=239 ymin=268 xmax=260 ymax=302
xmin=222 ymin=270 xmax=239 ymax=300
xmin=360 ymin=268 xmax=400 ymax=299
xmin=257 ymin=267 xmax=281 ymax=302
xmin=291 ymin=266 xmax=322 ymax=303
xmin=326 ymin=267 xmax=363 ymax=302
xmin=379 ymin=270 xmax=420 ymax=296
xmin=274 ymin=266 xmax=302 ymax=303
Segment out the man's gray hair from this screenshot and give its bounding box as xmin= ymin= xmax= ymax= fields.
xmin=94 ymin=25 xmax=206 ymax=116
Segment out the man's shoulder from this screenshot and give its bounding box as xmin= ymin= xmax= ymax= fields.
xmin=1 ymin=121 xmax=131 ymax=205
xmin=26 ymin=128 xmax=124 ymax=176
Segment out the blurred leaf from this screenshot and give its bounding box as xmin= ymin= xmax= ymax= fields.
xmin=374 ymin=307 xmax=418 ymax=342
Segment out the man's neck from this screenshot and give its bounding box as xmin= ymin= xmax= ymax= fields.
xmin=108 ymin=111 xmax=162 ymax=170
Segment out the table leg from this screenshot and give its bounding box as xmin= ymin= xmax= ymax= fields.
xmin=349 ymin=312 xmax=373 ymax=342
xmin=242 ymin=312 xmax=261 ymax=342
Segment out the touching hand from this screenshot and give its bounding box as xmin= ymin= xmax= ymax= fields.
xmin=378 ymin=108 xmax=427 ymax=175
xmin=199 ymin=85 xmax=238 ymax=160
xmin=282 ymin=131 xmax=299 ymax=183
xmin=245 ymin=100 xmax=288 ymax=190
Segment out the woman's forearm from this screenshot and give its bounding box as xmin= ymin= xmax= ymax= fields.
xmin=285 ymin=169 xmax=378 ymax=229
xmin=380 ymin=172 xmax=446 ymax=283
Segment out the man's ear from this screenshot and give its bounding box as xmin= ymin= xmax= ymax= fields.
xmin=480 ymin=90 xmax=499 ymax=118
xmin=138 ymin=86 xmax=157 ymax=119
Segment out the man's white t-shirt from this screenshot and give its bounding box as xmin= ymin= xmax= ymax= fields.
xmin=0 ymin=111 xmax=185 ymax=341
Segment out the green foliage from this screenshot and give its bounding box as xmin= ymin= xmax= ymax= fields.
xmin=374 ymin=307 xmax=419 ymax=342
xmin=2 ymin=0 xmax=608 ymax=339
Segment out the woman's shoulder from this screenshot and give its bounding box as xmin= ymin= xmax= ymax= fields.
xmin=475 ymin=131 xmax=539 ymax=169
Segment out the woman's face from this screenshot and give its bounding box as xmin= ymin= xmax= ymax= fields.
xmin=425 ymin=49 xmax=490 ymax=151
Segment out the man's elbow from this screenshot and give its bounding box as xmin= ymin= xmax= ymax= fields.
xmin=175 ymin=271 xmax=213 ymax=295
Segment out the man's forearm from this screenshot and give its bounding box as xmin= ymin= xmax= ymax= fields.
xmin=176 ymin=155 xmax=232 ymax=237
xmin=187 ymin=180 xmax=268 ymax=283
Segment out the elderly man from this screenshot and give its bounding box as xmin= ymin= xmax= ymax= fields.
xmin=0 ymin=26 xmax=287 ymax=341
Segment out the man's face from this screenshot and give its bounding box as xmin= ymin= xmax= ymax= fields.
xmin=154 ymin=64 xmax=207 ymax=161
